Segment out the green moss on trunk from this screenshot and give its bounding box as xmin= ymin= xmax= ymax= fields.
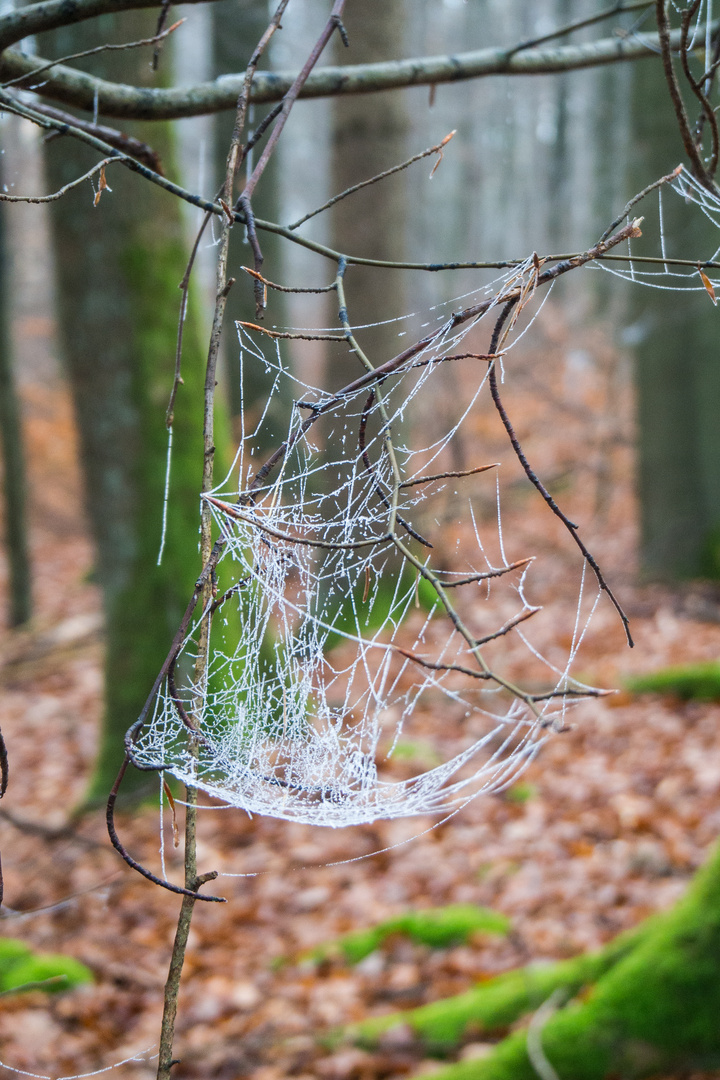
xmin=90 ymin=215 xmax=211 ymax=804
xmin=44 ymin=16 xmax=230 ymax=805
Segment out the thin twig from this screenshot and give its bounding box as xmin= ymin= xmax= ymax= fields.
xmin=242 ymin=266 xmax=336 ymax=294
xmin=598 ymin=163 xmax=682 ymax=242
xmin=166 ymin=210 xmax=213 ymax=428
xmin=240 ymin=0 xmax=347 ymax=205
xmin=400 ymin=462 xmax=499 ymax=488
xmin=288 ymin=131 xmax=455 ymax=230
xmin=438 ymin=557 xmax=534 ymax=586
xmin=1 ymin=18 xmax=184 ymax=89
xmin=655 ymin=0 xmax=715 ymax=188
xmin=106 ymin=759 xmax=224 ymax=904
xmin=240 ymin=100 xmax=283 ymax=162
xmin=505 ymin=0 xmax=653 ymax=58
xmin=391 ymin=646 xmax=492 ymax=681
xmin=474 ymin=606 xmax=539 ymax=646
xmin=26 ymin=100 xmax=163 ymax=171
xmin=151 ymin=0 xmax=173 ymax=70
xmin=678 ymin=0 xmax=720 ymax=178
xmin=0 ymin=728 xmax=7 ymax=799
xmin=237 ymin=321 xmax=344 ymax=341
xmin=235 ymin=0 xmax=347 ymax=313
xmin=486 ymin=301 xmax=634 ymax=647
xmin=0 ymin=158 xmax=114 ymax=202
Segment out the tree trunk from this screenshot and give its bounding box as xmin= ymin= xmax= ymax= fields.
xmin=631 ymin=57 xmax=720 ymax=580
xmin=44 ymin=14 xmax=216 ymax=804
xmin=330 ymin=0 xmax=408 ymax=372
xmin=0 ymin=198 xmax=32 ymax=629
xmin=212 ymin=0 xmax=284 ymax=447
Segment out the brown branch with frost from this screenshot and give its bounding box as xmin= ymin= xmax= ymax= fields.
xmin=237 ymin=0 xmax=347 ymax=313
xmin=655 ymin=0 xmax=716 ymax=189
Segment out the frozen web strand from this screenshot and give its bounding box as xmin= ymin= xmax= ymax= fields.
xmin=131 ymin=265 xmax=602 ymax=829
xmin=0 ymin=1048 xmax=157 ymax=1080
xmin=597 ymin=169 xmax=720 ymax=291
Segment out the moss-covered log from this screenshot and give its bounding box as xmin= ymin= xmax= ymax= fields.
xmin=410 ymin=841 xmax=720 ymax=1079
xmin=348 ymin=922 xmax=645 ymax=1054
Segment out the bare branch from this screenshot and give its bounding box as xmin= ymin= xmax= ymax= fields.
xmin=0 ymin=0 xmax=210 ymax=51
xmin=288 ymin=131 xmax=456 ymax=231
xmin=655 ymin=0 xmax=716 ymax=188
xmin=486 ymin=302 xmax=634 ymax=647
xmin=0 ymin=24 xmax=702 ymax=122
xmin=1 ymin=18 xmax=183 ymax=90
xmin=0 ymin=157 xmax=115 ymax=202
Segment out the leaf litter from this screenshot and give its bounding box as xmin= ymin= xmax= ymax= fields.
xmin=3 ymin=308 xmax=720 ymax=1079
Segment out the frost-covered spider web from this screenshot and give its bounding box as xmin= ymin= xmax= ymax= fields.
xmin=595 ymin=167 xmax=720 ymax=295
xmin=130 ymin=260 xmax=606 ymax=827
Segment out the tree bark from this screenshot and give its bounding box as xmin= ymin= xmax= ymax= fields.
xmin=330 ymin=0 xmax=408 ymax=373
xmin=44 ymin=13 xmax=216 ymax=803
xmin=0 ymin=200 xmax=32 ymax=628
xmin=631 ymin=55 xmax=720 ymax=579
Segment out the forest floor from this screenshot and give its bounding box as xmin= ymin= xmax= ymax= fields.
xmin=3 ymin=307 xmax=720 ymax=1080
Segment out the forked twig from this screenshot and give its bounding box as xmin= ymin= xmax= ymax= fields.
xmin=106 ymin=758 xmax=225 ymax=904
xmin=1 ymin=19 xmax=184 ymax=90
xmin=655 ymin=0 xmax=716 ymax=189
xmin=486 ymin=300 xmax=634 ymax=647
xmin=357 ymin=390 xmax=432 ymax=548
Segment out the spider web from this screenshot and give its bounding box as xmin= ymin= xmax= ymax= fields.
xmin=594 ymin=168 xmax=720 ymax=294
xmin=130 ymin=260 xmax=606 ymax=828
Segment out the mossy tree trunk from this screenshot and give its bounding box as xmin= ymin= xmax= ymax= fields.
xmin=44 ymin=14 xmax=214 ymax=804
xmin=421 ymin=841 xmax=720 ymax=1079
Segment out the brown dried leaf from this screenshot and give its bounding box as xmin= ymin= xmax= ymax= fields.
xmin=93 ymin=165 xmax=110 ymax=207
xmin=163 ymin=779 xmax=180 ymax=847
xmin=698 ymin=265 xmax=717 ymax=305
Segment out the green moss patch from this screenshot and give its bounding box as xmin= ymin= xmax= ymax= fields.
xmin=0 ymin=936 xmax=92 ymax=994
xmin=308 ymin=905 xmax=510 ymax=967
xmin=625 ymin=661 xmax=720 ymax=701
